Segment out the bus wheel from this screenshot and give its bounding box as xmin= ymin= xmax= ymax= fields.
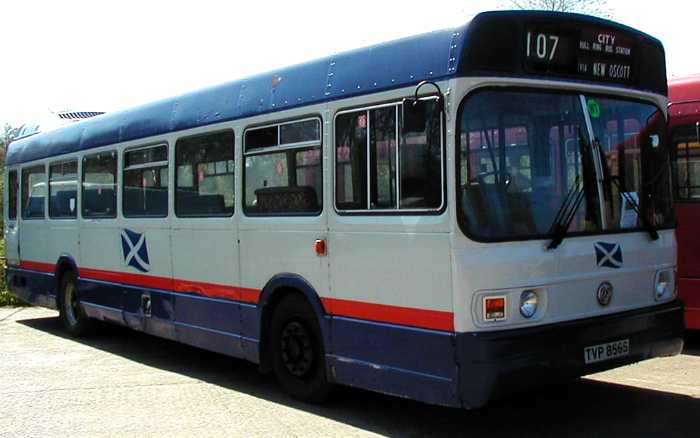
xmin=269 ymin=294 xmax=334 ymax=403
xmin=58 ymin=271 xmax=91 ymax=337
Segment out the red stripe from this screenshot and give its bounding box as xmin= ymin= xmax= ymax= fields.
xmin=19 ymin=260 xmax=55 ymax=273
xmin=172 ymin=278 xmax=260 ymax=304
xmin=80 ymin=267 xmax=174 ymax=291
xmin=15 ymin=260 xmax=449 ymax=330
xmin=322 ymin=297 xmax=454 ymax=332
xmin=79 ymin=267 xmax=261 ymax=304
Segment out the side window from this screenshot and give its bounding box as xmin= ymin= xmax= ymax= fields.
xmin=244 ymin=118 xmax=322 ymax=215
xmin=21 ymin=165 xmax=46 ymax=219
xmin=123 ymin=145 xmax=168 ymax=217
xmin=673 ymin=123 xmax=700 ymax=201
xmin=8 ymin=170 xmax=18 ymax=220
xmin=175 ymin=131 xmax=234 ymax=217
xmin=335 ymin=100 xmax=443 ymax=212
xmin=49 ymin=160 xmax=78 ymax=219
xmin=82 ymin=151 xmax=117 ymax=218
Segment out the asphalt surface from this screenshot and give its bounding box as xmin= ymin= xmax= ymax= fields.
xmin=1 ymin=307 xmax=698 ymax=438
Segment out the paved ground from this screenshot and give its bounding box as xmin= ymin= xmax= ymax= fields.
xmin=1 ymin=307 xmax=698 ymax=438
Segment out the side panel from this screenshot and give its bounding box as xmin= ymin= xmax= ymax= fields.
xmin=328 ymin=317 xmax=459 ymax=407
xmin=79 ymin=278 xmax=247 ymax=358
xmin=675 ymin=203 xmax=700 ymax=278
xmin=19 ymin=217 xmax=49 ymax=281
xmin=678 ymin=278 xmax=700 ymax=329
xmin=6 ymin=268 xmax=56 ymax=309
xmin=171 ymin=219 xmax=242 ymax=340
xmin=46 ymin=218 xmax=79 ymax=298
xmin=238 ymin=216 xmax=328 ymax=347
xmin=675 ymin=204 xmax=700 ymax=329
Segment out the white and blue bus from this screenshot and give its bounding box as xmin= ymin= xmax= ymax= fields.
xmin=4 ymin=11 xmax=684 ymax=408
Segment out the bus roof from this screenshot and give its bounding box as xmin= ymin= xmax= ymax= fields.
xmin=6 ymin=10 xmax=665 ymax=166
xmin=669 ymin=75 xmax=700 ymax=125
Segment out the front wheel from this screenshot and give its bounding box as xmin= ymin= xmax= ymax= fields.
xmin=269 ymin=294 xmax=334 ymax=403
xmin=58 ymin=271 xmax=91 ymax=337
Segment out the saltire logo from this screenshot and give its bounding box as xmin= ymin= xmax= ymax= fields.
xmin=121 ymin=229 xmax=150 ymax=273
xmin=594 ymin=242 xmax=623 ymax=269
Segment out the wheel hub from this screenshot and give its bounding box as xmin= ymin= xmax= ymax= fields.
xmin=280 ymin=321 xmax=314 ymax=377
xmin=64 ymin=283 xmax=80 ymax=326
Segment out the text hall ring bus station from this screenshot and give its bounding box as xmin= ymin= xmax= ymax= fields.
xmin=3 ymin=11 xmax=685 ymax=409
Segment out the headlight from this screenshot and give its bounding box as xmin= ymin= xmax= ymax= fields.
xmin=654 ymin=270 xmax=674 ymax=301
xmin=519 ymin=290 xmax=538 ymax=318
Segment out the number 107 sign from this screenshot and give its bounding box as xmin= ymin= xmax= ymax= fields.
xmin=526 ymin=32 xmax=560 ymax=61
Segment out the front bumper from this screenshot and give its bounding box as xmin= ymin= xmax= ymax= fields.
xmin=456 ymin=300 xmax=684 ymax=409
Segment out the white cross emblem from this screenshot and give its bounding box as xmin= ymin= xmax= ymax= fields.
xmin=594 ymin=242 xmax=623 ymax=269
xmin=121 ymin=229 xmax=151 ymax=272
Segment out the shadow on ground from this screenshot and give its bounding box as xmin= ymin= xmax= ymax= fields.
xmin=683 ymin=330 xmax=700 ymax=356
xmin=18 ymin=315 xmax=700 ymax=438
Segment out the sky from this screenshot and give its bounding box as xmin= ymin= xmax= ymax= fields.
xmin=0 ymin=0 xmax=698 ymax=129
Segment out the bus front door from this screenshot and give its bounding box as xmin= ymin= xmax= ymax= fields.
xmin=4 ymin=169 xmax=20 ymax=266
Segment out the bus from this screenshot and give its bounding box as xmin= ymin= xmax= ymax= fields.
xmin=669 ymin=74 xmax=700 ymax=329
xmin=4 ymin=11 xmax=684 ymax=409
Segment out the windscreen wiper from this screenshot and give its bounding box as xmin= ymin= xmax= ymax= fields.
xmin=547 ymin=126 xmax=593 ymax=250
xmin=547 ymin=175 xmax=585 ymax=250
xmin=592 ymin=138 xmax=659 ymax=241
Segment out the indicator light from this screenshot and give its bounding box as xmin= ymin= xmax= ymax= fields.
xmin=484 ymin=296 xmax=506 ymax=322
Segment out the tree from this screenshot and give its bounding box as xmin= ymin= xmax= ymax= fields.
xmin=0 ymin=124 xmax=17 ymax=163
xmin=509 ymin=0 xmax=611 ymax=18
xmin=0 ymin=124 xmax=17 ymax=229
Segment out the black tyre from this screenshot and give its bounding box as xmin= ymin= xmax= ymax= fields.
xmin=269 ymin=294 xmax=334 ymax=402
xmin=58 ymin=271 xmax=91 ymax=337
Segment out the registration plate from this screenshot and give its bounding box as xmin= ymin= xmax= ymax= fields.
xmin=583 ymin=339 xmax=630 ymax=364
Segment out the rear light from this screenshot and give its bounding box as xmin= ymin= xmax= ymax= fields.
xmin=483 ymin=296 xmax=507 ymax=322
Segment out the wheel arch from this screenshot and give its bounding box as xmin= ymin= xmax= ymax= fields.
xmin=257 ymin=273 xmax=329 ymax=373
xmin=53 ymin=255 xmax=79 ymax=302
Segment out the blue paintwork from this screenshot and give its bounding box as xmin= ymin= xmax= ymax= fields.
xmin=7 ymin=266 xmax=462 ymax=407
xmin=328 ymin=316 xmax=459 ymax=407
xmin=6 ymin=11 xmax=663 ymax=167
xmin=6 ymin=269 xmax=57 ymax=309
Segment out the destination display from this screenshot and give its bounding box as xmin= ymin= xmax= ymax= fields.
xmin=524 ymin=26 xmax=636 ymax=84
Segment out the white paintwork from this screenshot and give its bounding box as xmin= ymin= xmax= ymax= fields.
xmin=4 ymin=75 xmax=676 ymax=335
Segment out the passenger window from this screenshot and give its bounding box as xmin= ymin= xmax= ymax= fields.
xmin=244 ymin=118 xmax=322 ymax=215
xmin=335 ymin=100 xmax=443 ymax=212
xmin=673 ymin=123 xmax=700 ymax=200
xmin=8 ymin=170 xmax=18 ymax=220
xmin=175 ymin=131 xmax=234 ymax=217
xmin=49 ymin=160 xmax=78 ymax=219
xmin=21 ymin=165 xmax=46 ymax=219
xmin=82 ymin=151 xmax=117 ymax=218
xmin=123 ymin=145 xmax=169 ymax=217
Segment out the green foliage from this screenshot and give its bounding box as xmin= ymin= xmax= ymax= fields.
xmin=509 ymin=0 xmax=612 ymax=18
xmin=0 ymin=239 xmax=26 ymax=306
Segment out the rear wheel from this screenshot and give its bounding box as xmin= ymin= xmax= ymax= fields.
xmin=269 ymin=294 xmax=334 ymax=402
xmin=58 ymin=271 xmax=91 ymax=337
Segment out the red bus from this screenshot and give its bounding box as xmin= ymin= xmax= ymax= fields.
xmin=670 ymin=74 xmax=700 ymax=329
